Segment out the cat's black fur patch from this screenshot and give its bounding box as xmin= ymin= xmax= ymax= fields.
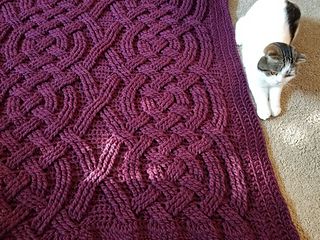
xmin=286 ymin=0 xmax=301 ymax=42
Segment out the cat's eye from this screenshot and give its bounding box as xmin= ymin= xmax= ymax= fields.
xmin=269 ymin=71 xmax=277 ymax=76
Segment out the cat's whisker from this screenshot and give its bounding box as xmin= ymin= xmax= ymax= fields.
xmin=286 ymin=82 xmax=295 ymax=87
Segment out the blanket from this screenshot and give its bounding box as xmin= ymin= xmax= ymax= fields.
xmin=0 ymin=0 xmax=299 ymax=239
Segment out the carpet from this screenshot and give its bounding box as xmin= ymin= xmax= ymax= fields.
xmin=0 ymin=0 xmax=299 ymax=239
xmin=229 ymin=0 xmax=320 ymax=239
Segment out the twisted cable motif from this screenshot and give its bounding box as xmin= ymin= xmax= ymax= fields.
xmin=0 ymin=0 xmax=299 ymax=239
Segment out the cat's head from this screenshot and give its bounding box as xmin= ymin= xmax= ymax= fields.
xmin=257 ymin=42 xmax=306 ymax=86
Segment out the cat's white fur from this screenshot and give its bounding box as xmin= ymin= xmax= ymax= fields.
xmin=236 ymin=0 xmax=297 ymax=120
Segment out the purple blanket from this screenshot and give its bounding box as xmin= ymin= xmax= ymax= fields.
xmin=0 ymin=0 xmax=299 ymax=239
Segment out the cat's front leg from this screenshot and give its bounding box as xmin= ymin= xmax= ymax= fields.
xmin=250 ymin=85 xmax=271 ymax=120
xmin=269 ymin=86 xmax=283 ymax=117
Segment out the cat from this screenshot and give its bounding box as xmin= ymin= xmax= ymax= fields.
xmin=235 ymin=0 xmax=306 ymax=120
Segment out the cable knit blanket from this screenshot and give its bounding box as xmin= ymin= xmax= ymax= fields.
xmin=0 ymin=0 xmax=299 ymax=239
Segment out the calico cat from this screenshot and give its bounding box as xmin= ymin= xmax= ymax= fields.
xmin=235 ymin=0 xmax=306 ymax=120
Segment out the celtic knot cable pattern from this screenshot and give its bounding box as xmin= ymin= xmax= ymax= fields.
xmin=0 ymin=0 xmax=299 ymax=239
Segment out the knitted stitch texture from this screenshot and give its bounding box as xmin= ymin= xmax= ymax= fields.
xmin=0 ymin=0 xmax=299 ymax=239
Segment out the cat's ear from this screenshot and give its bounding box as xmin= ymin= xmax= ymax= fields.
xmin=266 ymin=50 xmax=281 ymax=60
xmin=257 ymin=56 xmax=270 ymax=71
xmin=296 ymin=53 xmax=306 ymax=64
xmin=257 ymin=54 xmax=279 ymax=71
xmin=264 ymin=44 xmax=282 ymax=61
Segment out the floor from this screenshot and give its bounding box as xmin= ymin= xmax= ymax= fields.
xmin=229 ymin=0 xmax=320 ymax=239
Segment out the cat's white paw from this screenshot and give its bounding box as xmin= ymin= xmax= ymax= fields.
xmin=271 ymin=106 xmax=281 ymax=117
xmin=257 ymin=107 xmax=271 ymax=120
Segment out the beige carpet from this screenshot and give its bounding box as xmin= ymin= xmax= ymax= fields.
xmin=229 ymin=0 xmax=320 ymax=239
